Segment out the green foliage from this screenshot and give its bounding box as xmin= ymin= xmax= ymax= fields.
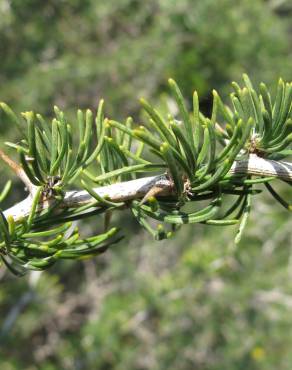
xmin=0 ymin=75 xmax=291 ymax=275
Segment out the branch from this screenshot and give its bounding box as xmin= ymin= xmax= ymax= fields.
xmin=230 ymin=154 xmax=292 ymax=181
xmin=4 ymin=155 xmax=292 ymax=221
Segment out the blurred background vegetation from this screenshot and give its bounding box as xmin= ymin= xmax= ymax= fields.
xmin=0 ymin=0 xmax=291 ymax=369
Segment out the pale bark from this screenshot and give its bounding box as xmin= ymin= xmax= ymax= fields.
xmin=3 ymin=154 xmax=292 ymax=221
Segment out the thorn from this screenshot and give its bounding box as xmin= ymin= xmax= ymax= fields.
xmin=140 ymin=180 xmax=173 ymax=206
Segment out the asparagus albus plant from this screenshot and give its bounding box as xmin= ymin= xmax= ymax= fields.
xmin=0 ymin=74 xmax=291 ymax=276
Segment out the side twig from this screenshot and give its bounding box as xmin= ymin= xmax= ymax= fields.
xmin=0 ymin=149 xmax=37 ymax=196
